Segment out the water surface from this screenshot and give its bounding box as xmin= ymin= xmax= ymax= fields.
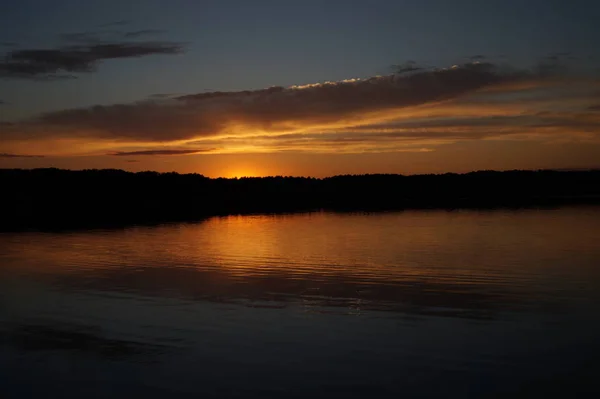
xmin=2 ymin=207 xmax=600 ymax=398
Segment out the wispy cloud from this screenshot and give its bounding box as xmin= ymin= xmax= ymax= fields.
xmin=1 ymin=27 xmax=184 ymax=80
xmin=147 ymin=93 xmax=180 ymax=99
xmin=1 ymin=42 xmax=184 ymax=80
xmin=392 ymin=60 xmax=425 ymax=74
xmin=15 ymin=62 xmax=525 ymax=140
xmin=110 ymin=149 xmax=215 ymax=156
xmin=0 ymin=153 xmax=44 ymax=158
xmin=1 ymin=60 xmax=599 ymax=156
xmin=60 ymin=28 xmax=166 ymax=44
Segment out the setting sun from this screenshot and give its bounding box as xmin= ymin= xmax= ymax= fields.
xmin=222 ymin=167 xmax=264 ymax=179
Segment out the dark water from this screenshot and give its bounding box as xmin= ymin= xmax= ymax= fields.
xmin=1 ymin=207 xmax=600 ymax=398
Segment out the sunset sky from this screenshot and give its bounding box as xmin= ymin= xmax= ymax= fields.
xmin=1 ymin=0 xmax=600 ymax=177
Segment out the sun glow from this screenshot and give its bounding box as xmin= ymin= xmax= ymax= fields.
xmin=222 ymin=167 xmax=264 ymax=179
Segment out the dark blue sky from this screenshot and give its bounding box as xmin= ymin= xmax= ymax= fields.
xmin=2 ymin=0 xmax=599 ymax=118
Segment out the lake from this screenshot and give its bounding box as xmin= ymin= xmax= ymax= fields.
xmin=1 ymin=207 xmax=600 ymax=398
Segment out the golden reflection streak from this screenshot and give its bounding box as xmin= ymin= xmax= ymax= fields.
xmin=4 ymin=210 xmax=600 ymax=291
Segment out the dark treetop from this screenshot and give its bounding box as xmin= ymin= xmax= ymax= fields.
xmin=1 ymin=168 xmax=599 ymax=230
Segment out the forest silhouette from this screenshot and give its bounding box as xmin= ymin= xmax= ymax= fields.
xmin=1 ymin=168 xmax=599 ymax=230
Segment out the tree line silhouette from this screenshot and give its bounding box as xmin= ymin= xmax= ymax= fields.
xmin=1 ymin=168 xmax=599 ymax=230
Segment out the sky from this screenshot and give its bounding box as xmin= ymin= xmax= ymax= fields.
xmin=1 ymin=0 xmax=600 ymax=177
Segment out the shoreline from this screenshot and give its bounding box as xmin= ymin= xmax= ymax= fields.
xmin=2 ymin=168 xmax=600 ymax=231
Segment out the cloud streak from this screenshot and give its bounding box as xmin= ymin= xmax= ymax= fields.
xmin=1 ymin=60 xmax=599 ymax=156
xmin=12 ymin=62 xmax=525 ymax=139
xmin=60 ymin=28 xmax=166 ymax=44
xmin=1 ymin=27 xmax=184 ymax=80
xmin=1 ymin=42 xmax=184 ymax=80
xmin=110 ymin=149 xmax=215 ymax=156
xmin=0 ymin=153 xmax=44 ymax=158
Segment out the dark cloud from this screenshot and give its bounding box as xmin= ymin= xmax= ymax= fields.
xmin=589 ymin=104 xmax=600 ymax=111
xmin=392 ymin=61 xmax=425 ymax=74
xmin=26 ymin=62 xmax=525 ymax=142
xmin=350 ymin=113 xmax=600 ymax=137
xmin=0 ymin=100 xmax=6 ymax=105
xmin=110 ymin=149 xmax=215 ymax=156
xmin=0 ymin=153 xmax=44 ymax=158
xmin=147 ymin=93 xmax=179 ymax=99
xmin=1 ymin=39 xmax=184 ymax=79
xmin=125 ymin=159 xmax=140 ymax=163
xmin=61 ymin=28 xmax=166 ymax=44
xmin=2 ymin=60 xmax=597 ymax=155
xmin=1 ymin=42 xmax=17 ymax=47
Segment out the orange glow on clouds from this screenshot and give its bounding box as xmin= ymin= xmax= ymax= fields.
xmin=1 ymin=62 xmax=600 ymax=175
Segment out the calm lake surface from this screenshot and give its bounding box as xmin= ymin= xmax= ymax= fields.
xmin=2 ymin=207 xmax=600 ymax=398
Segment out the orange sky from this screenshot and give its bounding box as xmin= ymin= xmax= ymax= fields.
xmin=2 ymin=62 xmax=600 ymax=176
